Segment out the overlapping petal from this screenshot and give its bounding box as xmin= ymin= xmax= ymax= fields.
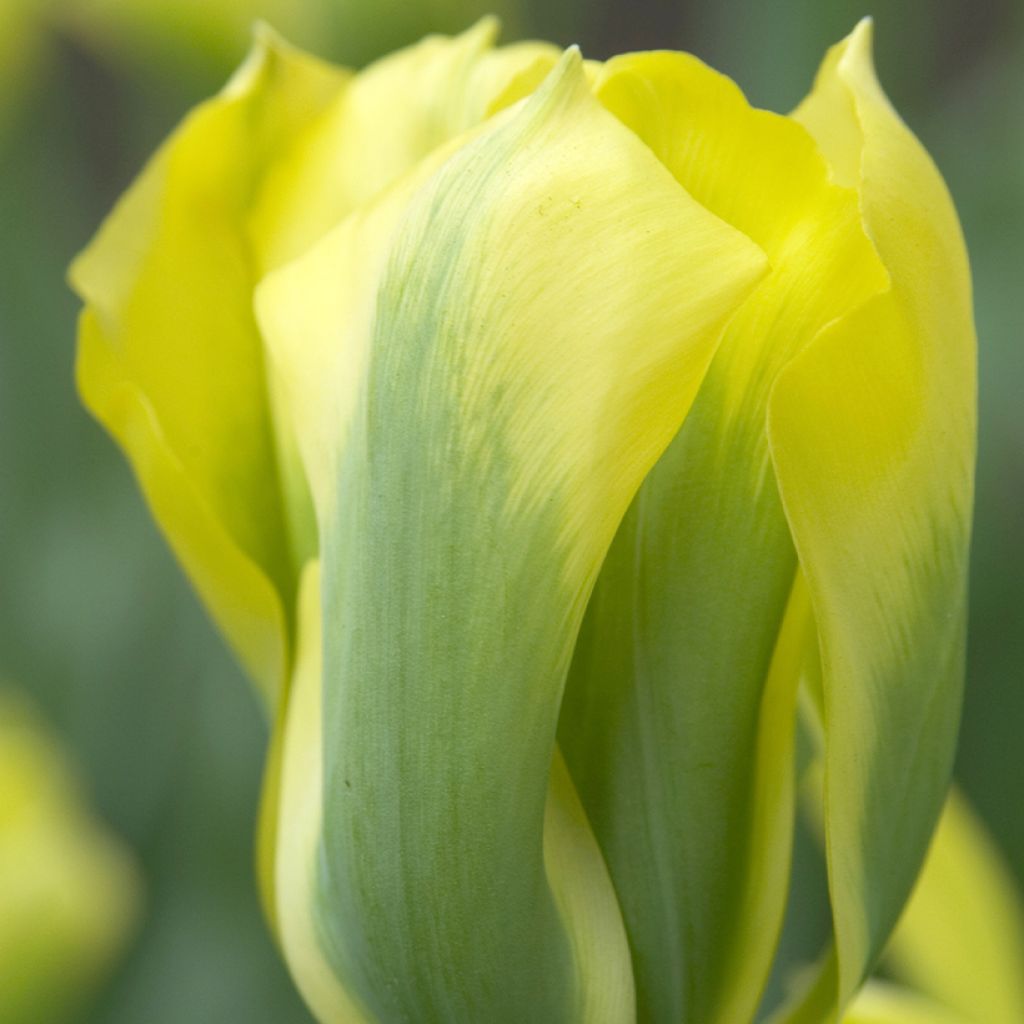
xmin=771 ymin=19 xmax=976 ymax=1013
xmin=559 ymin=45 xmax=887 ymax=1023
xmin=69 ymin=21 xmax=560 ymax=708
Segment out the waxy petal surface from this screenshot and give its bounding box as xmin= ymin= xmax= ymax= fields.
xmin=257 ymin=50 xmax=765 ymax=1022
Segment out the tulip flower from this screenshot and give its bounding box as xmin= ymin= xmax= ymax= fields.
xmin=0 ymin=688 xmax=139 ymax=1022
xmin=69 ymin=16 xmax=975 ymax=1024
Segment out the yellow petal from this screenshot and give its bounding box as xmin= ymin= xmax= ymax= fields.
xmin=248 ymin=18 xmax=559 ymax=273
xmin=272 ymin=562 xmax=371 ymax=1024
xmin=69 ymin=31 xmax=348 ymax=703
xmin=770 ymin=17 xmax=976 ymax=1009
xmin=71 ymin=19 xmax=553 ymax=709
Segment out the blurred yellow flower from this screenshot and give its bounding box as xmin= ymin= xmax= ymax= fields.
xmin=0 ymin=689 xmax=139 ymax=1024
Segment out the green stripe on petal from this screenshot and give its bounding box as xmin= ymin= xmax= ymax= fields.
xmin=558 ymin=49 xmax=887 ymax=1024
xmin=257 ymin=49 xmax=765 ymax=1022
xmin=70 ymin=20 xmax=552 ymax=708
xmin=771 ymin=17 xmax=976 ymax=1012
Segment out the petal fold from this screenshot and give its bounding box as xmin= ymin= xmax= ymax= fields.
xmin=771 ymin=18 xmax=976 ymax=1009
xmin=558 ymin=48 xmax=886 ymax=1024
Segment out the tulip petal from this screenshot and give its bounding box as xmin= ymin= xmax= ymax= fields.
xmin=770 ymin=18 xmax=975 ymax=1010
xmin=883 ymin=789 xmax=1024 ymax=1024
xmin=272 ymin=562 xmax=372 ymax=1024
xmin=70 ymin=31 xmax=348 ymax=702
xmin=257 ymin=49 xmax=766 ymax=1022
xmin=557 ymin=49 xmax=886 ymax=1023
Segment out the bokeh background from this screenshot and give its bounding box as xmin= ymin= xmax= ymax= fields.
xmin=0 ymin=0 xmax=1020 ymax=1020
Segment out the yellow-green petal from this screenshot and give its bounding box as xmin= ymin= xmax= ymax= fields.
xmin=69 ymin=31 xmax=348 ymax=703
xmin=559 ymin=48 xmax=886 ymax=1023
xmin=771 ymin=17 xmax=976 ymax=1011
xmin=272 ymin=562 xmax=371 ymax=1023
xmin=257 ymin=49 xmax=765 ymax=1022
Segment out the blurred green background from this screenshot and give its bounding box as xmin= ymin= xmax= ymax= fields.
xmin=0 ymin=0 xmax=1020 ymax=1020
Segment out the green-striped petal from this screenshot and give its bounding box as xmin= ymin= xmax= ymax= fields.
xmin=70 ymin=21 xmax=558 ymax=710
xmin=256 ymin=49 xmax=765 ymax=1022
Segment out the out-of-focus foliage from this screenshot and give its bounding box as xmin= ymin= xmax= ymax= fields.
xmin=0 ymin=689 xmax=138 ymax=1024
xmin=0 ymin=1 xmax=1020 ymax=1022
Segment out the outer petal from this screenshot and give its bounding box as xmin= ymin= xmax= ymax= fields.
xmin=841 ymin=984 xmax=969 ymax=1024
xmin=883 ymin=789 xmax=1024 ymax=1024
xmin=256 ymin=50 xmax=766 ymax=1023
xmin=558 ymin=49 xmax=886 ymax=1023
xmin=69 ymin=32 xmax=348 ymax=703
xmin=770 ymin=17 xmax=976 ymax=1011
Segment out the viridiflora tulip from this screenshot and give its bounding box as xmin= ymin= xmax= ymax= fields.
xmin=70 ymin=17 xmax=976 ymax=1024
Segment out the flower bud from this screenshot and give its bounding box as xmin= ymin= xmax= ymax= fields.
xmin=70 ymin=18 xmax=974 ymax=1023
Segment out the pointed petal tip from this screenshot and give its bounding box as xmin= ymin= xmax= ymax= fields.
xmin=557 ymin=44 xmax=584 ymax=73
xmin=522 ymin=44 xmax=587 ymax=110
xmin=250 ymin=18 xmax=281 ymax=46
xmin=223 ymin=26 xmax=276 ymax=97
xmin=841 ymin=16 xmax=879 ymax=79
xmin=471 ymin=13 xmax=503 ymax=42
